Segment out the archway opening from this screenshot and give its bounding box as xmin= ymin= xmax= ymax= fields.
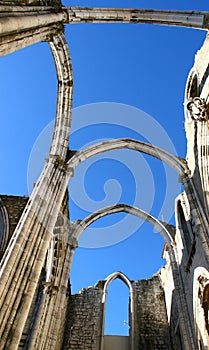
xmin=104 ymin=278 xmax=130 ymax=336
xmin=177 ymin=200 xmax=193 ymax=254
xmin=70 ymin=217 xmax=167 ymax=296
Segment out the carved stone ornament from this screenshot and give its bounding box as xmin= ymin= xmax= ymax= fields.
xmin=187 ymin=97 xmax=208 ymax=121
xmin=43 ymin=282 xmax=59 ymax=296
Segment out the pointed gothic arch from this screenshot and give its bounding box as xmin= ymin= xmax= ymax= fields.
xmin=69 ymin=206 xmax=174 ymax=349
xmin=68 ymin=138 xmax=187 ymax=175
xmin=100 ymin=272 xmax=134 ymax=350
xmin=0 ymin=6 xmax=208 ymax=350
xmin=71 ymin=203 xmax=174 ymax=245
xmin=186 ymin=68 xmax=199 ymax=100
xmin=185 ymin=68 xmax=199 ymax=122
xmin=68 ymin=138 xmax=209 ymax=242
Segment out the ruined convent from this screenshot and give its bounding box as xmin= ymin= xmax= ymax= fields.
xmin=0 ymin=2 xmax=209 ymax=350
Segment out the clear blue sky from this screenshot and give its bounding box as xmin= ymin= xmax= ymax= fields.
xmin=0 ymin=1 xmax=208 ymax=336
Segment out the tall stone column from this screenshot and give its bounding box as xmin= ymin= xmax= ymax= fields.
xmin=0 ymin=30 xmax=73 ymax=349
xmin=0 ymin=156 xmax=73 ymax=349
xmin=27 ymin=220 xmax=78 ymax=350
xmin=166 ymin=245 xmax=196 ymax=349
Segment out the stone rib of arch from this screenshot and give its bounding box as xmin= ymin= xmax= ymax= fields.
xmin=64 ymin=8 xmax=209 ymax=30
xmin=49 ymin=32 xmax=73 ymax=160
xmin=103 ymin=271 xmax=133 ymax=294
xmin=1 ymin=7 xmax=208 ymax=57
xmin=68 ymin=137 xmax=187 ymax=175
xmin=68 ymin=139 xmax=209 ymax=238
xmin=71 ymin=203 xmax=173 ymax=245
xmin=68 ymin=138 xmax=209 ymax=233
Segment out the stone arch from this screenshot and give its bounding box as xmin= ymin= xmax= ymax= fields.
xmin=100 ymin=272 xmax=134 ymax=350
xmin=71 ymin=203 xmax=173 ymax=245
xmin=49 ymin=32 xmax=73 ymax=160
xmin=68 ymin=138 xmax=209 ymax=248
xmin=69 ymin=206 xmax=176 ymax=349
xmin=70 ymin=206 xmax=174 ymax=348
xmin=68 ymin=138 xmax=187 ymax=175
xmin=70 ymin=205 xmax=199 ymax=348
xmin=103 ymin=271 xmax=133 ymax=295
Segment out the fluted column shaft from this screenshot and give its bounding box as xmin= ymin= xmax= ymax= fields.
xmin=0 ymin=157 xmax=71 ymax=349
xmin=0 ymin=6 xmax=64 ymax=35
xmin=0 ymin=6 xmax=64 ymax=55
xmin=29 ymin=237 xmax=77 ymax=350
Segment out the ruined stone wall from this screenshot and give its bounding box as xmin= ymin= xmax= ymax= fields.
xmin=62 ymin=274 xmax=172 ymax=350
xmin=63 ymin=283 xmax=104 ymax=350
xmin=133 ymin=274 xmax=171 ymax=350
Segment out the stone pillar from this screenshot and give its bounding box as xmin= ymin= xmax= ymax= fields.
xmin=0 ymin=6 xmax=65 ymax=56
xmin=0 ymin=24 xmax=62 ymax=57
xmin=0 ymin=6 xmax=64 ymax=35
xmin=0 ymin=156 xmax=72 ymax=349
xmin=28 ymin=232 xmax=78 ymax=350
xmin=165 ymin=245 xmax=196 ymax=349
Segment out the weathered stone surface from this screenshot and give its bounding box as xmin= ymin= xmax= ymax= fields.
xmin=63 ymin=285 xmax=103 ymax=350
xmin=0 ymin=4 xmax=208 ymax=350
xmin=133 ymin=275 xmax=171 ymax=350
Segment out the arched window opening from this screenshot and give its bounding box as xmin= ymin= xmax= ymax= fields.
xmin=177 ymin=201 xmax=192 ymax=255
xmin=202 ymin=284 xmax=209 ymax=334
xmin=185 ymin=70 xmax=199 ymax=122
xmin=177 ymin=200 xmax=196 ymax=272
xmin=104 ymin=278 xmax=130 ymax=336
xmin=186 ymin=70 xmax=198 ymax=100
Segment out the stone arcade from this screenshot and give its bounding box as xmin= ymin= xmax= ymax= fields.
xmin=0 ymin=2 xmax=209 ymax=349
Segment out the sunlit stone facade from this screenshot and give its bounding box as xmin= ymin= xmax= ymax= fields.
xmin=0 ymin=3 xmax=208 ymax=349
